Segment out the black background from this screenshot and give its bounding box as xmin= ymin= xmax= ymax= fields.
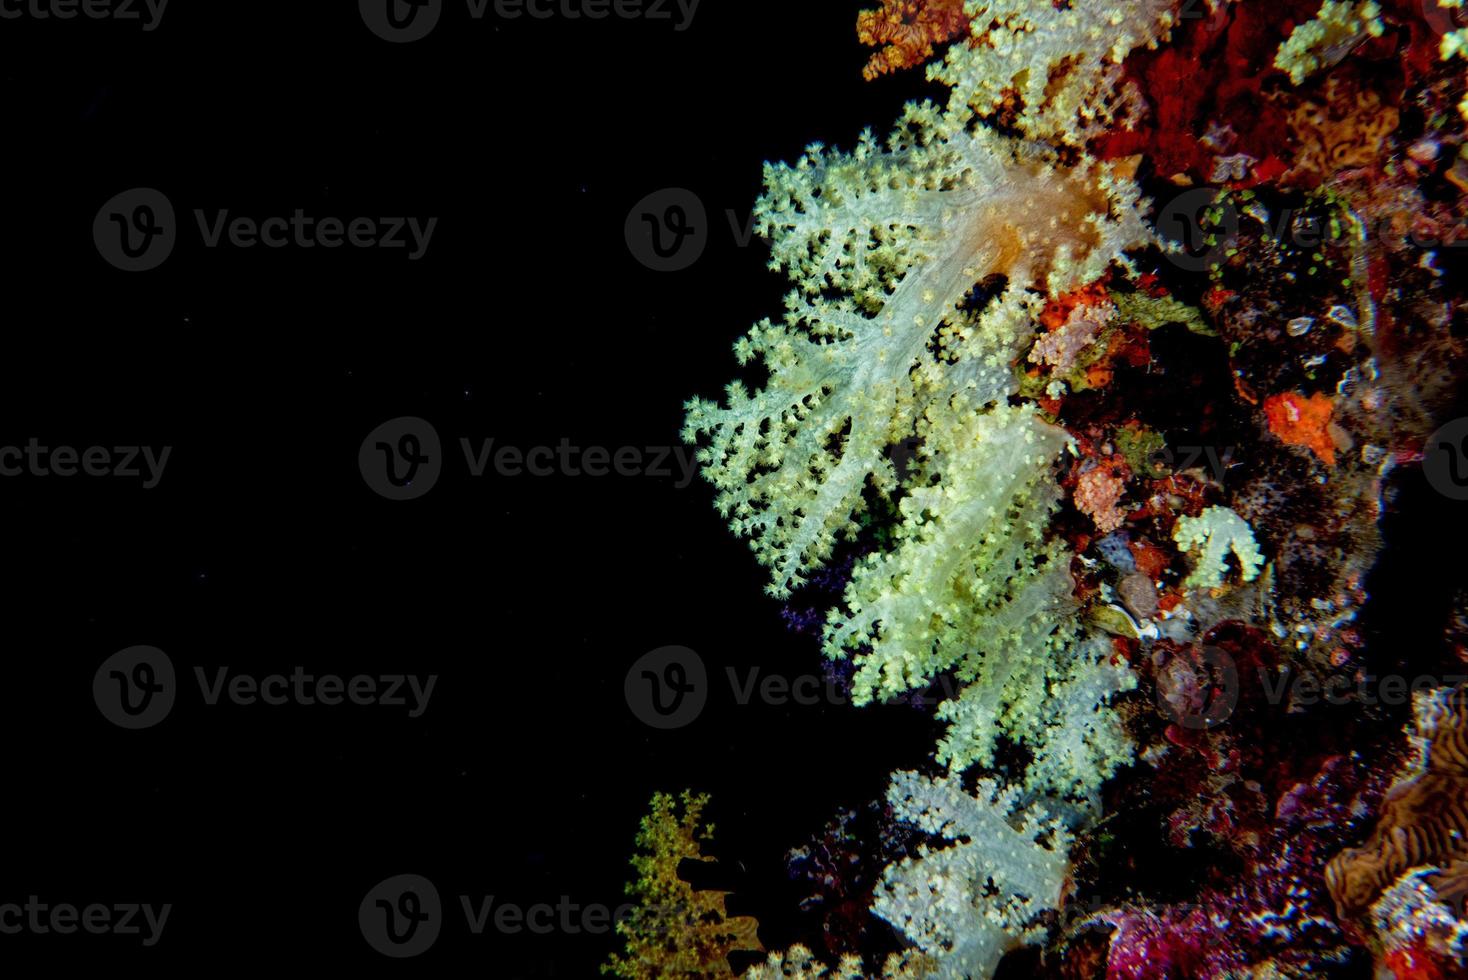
xmin=3 ymin=0 xmax=1465 ymax=975
xmin=0 ymin=0 xmax=943 ymax=972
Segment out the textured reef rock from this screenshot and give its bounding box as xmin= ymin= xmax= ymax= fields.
xmin=609 ymin=0 xmax=1468 ymax=976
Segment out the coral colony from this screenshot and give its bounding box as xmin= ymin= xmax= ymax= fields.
xmin=610 ymin=0 xmax=1468 ymax=976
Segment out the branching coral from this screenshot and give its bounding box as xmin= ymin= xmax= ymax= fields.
xmin=857 ymin=0 xmax=970 ymax=81
xmin=605 ymin=791 xmax=763 ymax=979
xmin=682 ymin=21 xmax=1159 ymax=800
xmin=872 ymin=771 xmax=1072 ymax=978
xmin=674 ymin=0 xmax=1465 ymax=974
xmin=743 ymin=946 xmax=936 ymax=979
xmin=682 ymin=113 xmax=1151 ymax=601
xmin=1172 ymin=505 xmax=1265 ymax=590
xmin=743 ymin=946 xmax=868 ymax=979
xmin=1274 ymin=0 xmax=1386 ymax=85
xmin=927 ymin=0 xmax=1181 ymax=143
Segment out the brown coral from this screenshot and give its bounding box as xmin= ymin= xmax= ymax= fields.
xmin=1325 ymin=686 xmax=1468 ymax=920
xmin=856 ymin=0 xmax=969 ymax=81
xmin=1281 ymin=75 xmax=1400 ymax=188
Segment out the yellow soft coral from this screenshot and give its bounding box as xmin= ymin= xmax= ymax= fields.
xmin=928 ymin=0 xmax=1180 ymax=143
xmin=684 ymin=0 xmax=1160 ymax=797
xmin=1274 ymin=0 xmax=1385 ymax=85
xmin=1442 ymin=0 xmax=1468 ymax=121
xmin=605 ymin=791 xmax=763 ymax=979
xmin=683 ymin=114 xmax=1152 ymax=599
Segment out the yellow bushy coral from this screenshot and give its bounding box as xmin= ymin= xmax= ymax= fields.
xmin=605 ymin=791 xmax=763 ymax=979
xmin=1274 ymin=0 xmax=1385 ymax=85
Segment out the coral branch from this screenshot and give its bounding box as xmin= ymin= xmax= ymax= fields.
xmin=857 ymin=0 xmax=970 ymax=81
